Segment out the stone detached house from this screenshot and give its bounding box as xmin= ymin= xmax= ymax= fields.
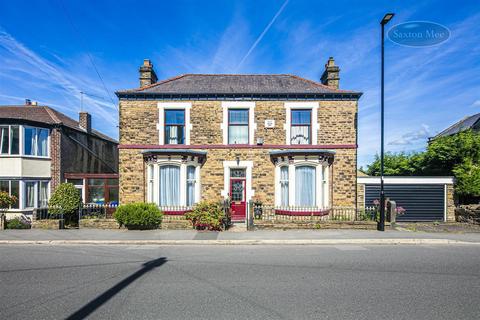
xmin=116 ymin=58 xmax=362 ymax=221
xmin=0 ymin=102 xmax=118 ymax=216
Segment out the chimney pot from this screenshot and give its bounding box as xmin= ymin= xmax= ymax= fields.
xmin=79 ymin=112 xmax=91 ymax=133
xmin=321 ymin=57 xmax=340 ymax=89
xmin=139 ymin=59 xmax=158 ymax=87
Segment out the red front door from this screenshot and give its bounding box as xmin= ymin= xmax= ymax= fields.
xmin=230 ymin=178 xmax=246 ymax=221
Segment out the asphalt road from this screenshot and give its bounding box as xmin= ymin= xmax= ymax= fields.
xmin=1 ymin=245 xmax=479 ymax=320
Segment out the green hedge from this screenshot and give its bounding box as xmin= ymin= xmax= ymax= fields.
xmin=114 ymin=203 xmax=163 ymax=230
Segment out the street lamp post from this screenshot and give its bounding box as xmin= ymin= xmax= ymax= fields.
xmin=378 ymin=13 xmax=394 ymax=232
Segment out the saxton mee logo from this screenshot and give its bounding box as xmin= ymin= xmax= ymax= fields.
xmin=388 ymin=21 xmax=450 ymax=47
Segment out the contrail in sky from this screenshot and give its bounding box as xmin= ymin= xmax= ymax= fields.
xmin=235 ymin=0 xmax=290 ymax=71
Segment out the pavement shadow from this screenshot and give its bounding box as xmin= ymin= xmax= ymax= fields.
xmin=65 ymin=257 xmax=167 ymax=320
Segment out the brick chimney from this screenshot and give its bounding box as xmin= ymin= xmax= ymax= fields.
xmin=79 ymin=112 xmax=91 ymax=133
xmin=320 ymin=57 xmax=340 ymax=89
xmin=139 ymin=59 xmax=158 ymax=87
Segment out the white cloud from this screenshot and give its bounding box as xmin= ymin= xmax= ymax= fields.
xmin=389 ymin=124 xmax=431 ymax=146
xmin=0 ymin=28 xmax=118 ymax=136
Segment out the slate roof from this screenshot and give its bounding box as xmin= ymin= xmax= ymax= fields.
xmin=116 ymin=74 xmax=362 ymax=98
xmin=0 ymin=105 xmax=117 ymax=143
xmin=434 ymin=113 xmax=480 ymax=139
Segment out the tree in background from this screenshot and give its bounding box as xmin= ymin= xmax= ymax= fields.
xmin=361 ymin=130 xmax=480 ymax=204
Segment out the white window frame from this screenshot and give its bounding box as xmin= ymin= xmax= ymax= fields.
xmin=147 ymin=158 xmax=201 ymax=208
xmin=21 ymin=180 xmax=50 ymax=209
xmin=157 ymin=102 xmax=192 ymax=145
xmin=23 ymin=126 xmax=50 ymax=158
xmin=274 ymin=158 xmax=329 ymax=208
xmin=221 ymin=102 xmax=256 ymax=145
xmin=284 ymin=102 xmax=319 ymax=145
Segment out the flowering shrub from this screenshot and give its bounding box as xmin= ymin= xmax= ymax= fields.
xmin=185 ymin=201 xmax=226 ymax=231
xmin=6 ymin=218 xmax=31 ymax=229
xmin=0 ymin=191 xmax=17 ymax=211
xmin=396 ymin=206 xmax=406 ymax=215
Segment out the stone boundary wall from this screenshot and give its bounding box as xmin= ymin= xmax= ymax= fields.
xmin=32 ymin=220 xmax=60 ymax=229
xmin=455 ymin=204 xmax=480 ymax=224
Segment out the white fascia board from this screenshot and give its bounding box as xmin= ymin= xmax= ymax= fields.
xmin=357 ymin=176 xmax=455 ymax=185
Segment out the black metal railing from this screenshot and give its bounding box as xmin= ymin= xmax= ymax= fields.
xmin=250 ymin=203 xmax=377 ymax=222
xmin=79 ymin=203 xmax=119 ymax=220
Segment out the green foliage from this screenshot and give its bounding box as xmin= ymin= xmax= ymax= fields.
xmin=6 ymin=218 xmax=31 ymax=229
xmin=114 ymin=203 xmax=163 ymax=229
xmin=185 ymin=201 xmax=226 ymax=231
xmin=364 ymin=152 xmax=425 ymax=176
xmin=452 ymin=160 xmax=480 ymax=197
xmin=0 ymin=191 xmax=16 ymax=210
xmin=48 ymin=183 xmax=81 ymax=217
xmin=363 ymin=130 xmax=480 ymax=203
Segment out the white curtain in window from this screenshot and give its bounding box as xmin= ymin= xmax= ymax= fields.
xmin=280 ymin=166 xmax=289 ymax=207
xmin=228 ymin=126 xmax=248 ymax=144
xmin=25 ymin=182 xmax=35 ymax=208
xmin=186 ymin=166 xmax=196 ymax=206
xmin=37 ymin=129 xmax=48 ymax=156
xmin=159 ymin=165 xmax=180 ymax=206
xmin=295 ymin=166 xmax=315 ymax=207
xmin=24 ymin=128 xmax=36 ymax=155
xmin=166 ymin=126 xmax=178 ymax=144
xmin=39 ymin=182 xmax=48 ymax=207
xmin=291 ymin=126 xmax=310 ymax=144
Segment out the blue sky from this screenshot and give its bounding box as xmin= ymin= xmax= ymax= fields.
xmin=0 ymin=0 xmax=479 ymax=167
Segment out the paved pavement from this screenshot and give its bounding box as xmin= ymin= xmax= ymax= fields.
xmin=1 ymin=229 xmax=480 ymax=244
xmin=1 ymin=244 xmax=479 ymax=319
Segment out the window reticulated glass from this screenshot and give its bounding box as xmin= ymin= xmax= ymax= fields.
xmin=291 ymin=110 xmax=311 ymax=144
xmin=280 ymin=166 xmax=289 ymax=206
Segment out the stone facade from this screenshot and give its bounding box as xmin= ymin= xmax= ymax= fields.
xmin=119 ymin=99 xmax=358 ymax=208
xmin=446 ymin=184 xmax=455 ymax=222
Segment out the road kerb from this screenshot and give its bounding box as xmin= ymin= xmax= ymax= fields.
xmin=0 ymin=239 xmax=478 ymax=245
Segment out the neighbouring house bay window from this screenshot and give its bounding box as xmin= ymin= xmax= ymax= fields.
xmin=291 ymin=110 xmax=311 ymax=144
xmin=0 ymin=180 xmax=19 ymax=209
xmin=280 ymin=166 xmax=289 ymax=207
xmin=24 ymin=181 xmax=49 ymax=209
xmin=0 ymin=125 xmax=19 ymax=155
xmin=24 ymin=127 xmax=49 ymax=156
xmin=164 ymin=110 xmax=185 ymax=144
xmin=228 ymin=109 xmax=249 ymax=144
xmin=276 ymin=161 xmax=330 ymax=208
xmin=147 ymin=162 xmax=200 ymax=208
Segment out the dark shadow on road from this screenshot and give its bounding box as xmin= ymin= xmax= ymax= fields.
xmin=65 ymin=257 xmax=167 ymax=320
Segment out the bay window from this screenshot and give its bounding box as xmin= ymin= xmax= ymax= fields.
xmin=291 ymin=110 xmax=311 ymax=144
xmin=147 ymin=160 xmax=201 ymax=209
xmin=275 ymin=160 xmax=329 ymax=209
xmin=164 ymin=110 xmax=185 ymax=144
